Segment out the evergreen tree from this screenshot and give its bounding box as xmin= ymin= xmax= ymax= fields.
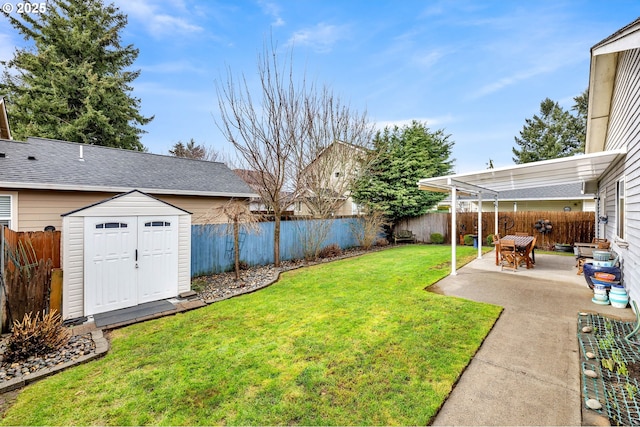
xmin=169 ymin=139 xmax=219 ymax=161
xmin=351 ymin=120 xmax=454 ymax=222
xmin=571 ymin=89 xmax=588 ymax=151
xmin=512 ymin=92 xmax=587 ymax=164
xmin=1 ymin=0 xmax=152 ymax=150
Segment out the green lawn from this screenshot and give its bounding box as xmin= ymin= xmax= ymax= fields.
xmin=1 ymin=245 xmax=501 ymax=426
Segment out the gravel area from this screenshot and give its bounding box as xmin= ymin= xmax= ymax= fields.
xmin=0 ymin=333 xmax=95 ymax=384
xmin=194 ymin=247 xmax=380 ymax=302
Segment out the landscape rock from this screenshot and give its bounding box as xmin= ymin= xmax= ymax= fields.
xmin=586 ymin=398 xmax=603 ymax=410
xmin=584 ymin=369 xmax=598 ymax=378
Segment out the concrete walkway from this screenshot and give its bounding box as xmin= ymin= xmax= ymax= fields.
xmin=429 ymin=252 xmax=635 ymax=426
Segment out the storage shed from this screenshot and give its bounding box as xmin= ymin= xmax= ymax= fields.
xmin=61 ymin=190 xmax=191 ymax=320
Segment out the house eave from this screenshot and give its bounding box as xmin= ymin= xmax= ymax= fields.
xmin=586 ymin=18 xmax=640 ymax=154
xmin=0 ymin=181 xmax=259 ymax=199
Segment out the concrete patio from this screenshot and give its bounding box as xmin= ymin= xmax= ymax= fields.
xmin=429 ymin=251 xmax=635 ymax=426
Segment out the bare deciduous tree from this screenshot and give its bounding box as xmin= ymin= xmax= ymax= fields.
xmin=197 ymin=200 xmax=261 ymax=280
xmin=216 ymin=40 xmax=305 ymax=267
xmin=293 ymin=89 xmax=375 ymax=258
xmin=216 ymin=38 xmax=374 ymax=265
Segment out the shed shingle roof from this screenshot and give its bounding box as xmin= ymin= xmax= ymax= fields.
xmin=0 ymin=137 xmax=256 ymax=197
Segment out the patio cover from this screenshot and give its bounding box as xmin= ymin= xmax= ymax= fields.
xmin=417 ymin=149 xmax=626 ymax=275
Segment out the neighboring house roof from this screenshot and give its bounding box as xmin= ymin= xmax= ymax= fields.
xmin=233 ymin=169 xmax=271 ymax=193
xmin=0 ymin=97 xmax=11 ymax=140
xmin=441 ymin=183 xmax=593 ymax=203
xmin=302 ymin=140 xmax=367 ymax=173
xmin=0 ymin=137 xmax=257 ymax=197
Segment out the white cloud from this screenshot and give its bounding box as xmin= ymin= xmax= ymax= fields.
xmin=140 ymin=60 xmax=205 ymax=74
xmin=286 ymin=23 xmax=350 ymax=53
xmin=113 ymin=0 xmax=203 ymax=38
xmin=133 ymin=81 xmax=211 ymax=100
xmin=258 ymin=0 xmax=285 ymax=27
xmin=374 ymin=115 xmax=455 ymax=130
xmin=470 ymin=67 xmax=550 ymax=99
xmin=0 ymin=33 xmax=16 ymax=62
xmin=412 ymin=49 xmax=445 ymax=68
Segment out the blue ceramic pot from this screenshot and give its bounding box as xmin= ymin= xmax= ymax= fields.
xmin=582 ymin=262 xmax=620 ymax=289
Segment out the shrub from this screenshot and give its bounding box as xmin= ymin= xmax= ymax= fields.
xmin=190 ymin=277 xmax=208 ymax=293
xmin=463 ymin=234 xmax=475 ymax=246
xmin=4 ymin=310 xmax=70 ymax=363
xmin=486 ymin=234 xmax=496 ymax=246
xmin=318 ymin=244 xmax=343 ymax=259
xmin=430 ymin=233 xmax=444 ymax=244
xmin=375 ymin=238 xmax=389 ymax=247
xmin=349 ymin=211 xmax=389 ymax=250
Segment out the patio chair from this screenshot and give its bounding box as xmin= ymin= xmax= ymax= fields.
xmin=493 ymin=233 xmax=501 ymax=265
xmin=499 ymin=239 xmax=518 ymax=271
xmin=517 ymin=236 xmax=536 ymax=268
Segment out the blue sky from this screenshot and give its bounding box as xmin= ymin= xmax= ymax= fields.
xmin=2 ymin=1 xmax=640 ymax=173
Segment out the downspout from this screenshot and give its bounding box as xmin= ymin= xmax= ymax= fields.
xmin=595 ymin=191 xmax=601 ymax=240
xmin=477 ymin=192 xmax=483 ymax=259
xmin=451 ymin=186 xmax=457 ymax=276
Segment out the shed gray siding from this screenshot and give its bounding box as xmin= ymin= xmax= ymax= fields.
xmin=599 ymin=48 xmax=640 ymax=305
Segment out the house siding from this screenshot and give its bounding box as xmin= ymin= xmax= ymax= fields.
xmin=599 ymin=48 xmax=640 ymax=305
xmin=0 ymin=188 xmax=237 ymax=232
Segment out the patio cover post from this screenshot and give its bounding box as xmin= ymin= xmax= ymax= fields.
xmin=451 ymin=185 xmax=457 ymax=276
xmin=494 ymin=196 xmax=499 ymax=236
xmin=477 ymin=192 xmax=483 ymax=259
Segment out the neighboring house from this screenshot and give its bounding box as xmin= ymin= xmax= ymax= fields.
xmin=438 ymin=183 xmax=595 ymax=212
xmin=0 ymin=97 xmax=11 ymax=140
xmin=295 ymin=140 xmax=366 ymax=217
xmin=0 ymin=137 xmax=256 ymax=231
xmin=232 ymin=168 xmax=294 ymax=215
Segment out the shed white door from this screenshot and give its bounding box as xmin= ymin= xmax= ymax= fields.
xmin=137 ymin=217 xmax=179 ymax=303
xmin=84 ymin=216 xmax=178 ymax=315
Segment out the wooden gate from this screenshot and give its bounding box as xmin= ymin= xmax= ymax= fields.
xmin=1 ymin=226 xmax=61 ymax=331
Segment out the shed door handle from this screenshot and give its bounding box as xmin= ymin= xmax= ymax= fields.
xmin=135 ymin=249 xmax=138 ymax=261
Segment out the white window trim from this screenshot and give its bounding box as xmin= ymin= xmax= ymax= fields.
xmin=0 ymin=192 xmax=18 ymax=230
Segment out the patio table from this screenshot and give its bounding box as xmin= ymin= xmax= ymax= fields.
xmin=495 ymin=235 xmax=535 ymax=268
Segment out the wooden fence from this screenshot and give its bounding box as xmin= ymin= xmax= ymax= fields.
xmin=403 ymin=211 xmax=596 ymax=248
xmin=1 ymin=227 xmax=61 ymax=331
xmin=191 ymin=217 xmax=363 ymax=276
